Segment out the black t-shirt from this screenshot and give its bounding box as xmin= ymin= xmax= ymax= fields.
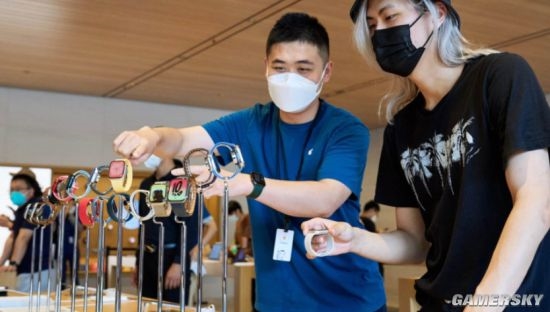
xmin=138 ymin=171 xmax=201 ymax=264
xmin=375 ymin=53 xmax=550 ymax=311
xmin=12 ymin=197 xmax=51 ymax=274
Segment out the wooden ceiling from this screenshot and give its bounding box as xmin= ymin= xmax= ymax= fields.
xmin=0 ymin=0 xmax=548 ymax=129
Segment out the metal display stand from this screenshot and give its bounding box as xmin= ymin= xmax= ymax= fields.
xmin=129 ymin=189 xmax=152 ymax=312
xmin=208 ymin=142 xmax=245 ymax=312
xmin=184 ymin=148 xmax=215 ymax=312
xmin=96 ymin=198 xmax=106 ymax=312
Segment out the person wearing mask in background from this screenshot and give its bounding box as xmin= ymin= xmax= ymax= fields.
xmin=113 ymin=12 xmax=385 ymax=312
xmin=234 ymin=206 xmax=253 ymax=262
xmin=360 ymin=200 xmax=383 ymax=276
xmin=0 ymin=168 xmax=52 ymax=292
xmin=360 ymin=200 xmax=380 ymax=233
xmin=227 ymin=200 xmax=253 ymax=260
xmin=303 ymin=1 xmax=549 ymax=311
xmin=227 ymin=200 xmax=244 ymax=246
xmin=135 ymin=158 xmax=217 ymax=305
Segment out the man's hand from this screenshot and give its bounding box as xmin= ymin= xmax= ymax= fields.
xmin=113 ymin=126 xmax=160 ymax=165
xmin=164 ymin=263 xmax=182 ymax=289
xmin=171 ymin=166 xmax=252 ymax=199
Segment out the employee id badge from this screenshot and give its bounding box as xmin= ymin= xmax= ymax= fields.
xmin=273 ymin=228 xmax=294 ymax=262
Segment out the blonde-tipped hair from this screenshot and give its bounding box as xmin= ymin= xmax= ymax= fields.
xmin=353 ymin=0 xmax=497 ymax=123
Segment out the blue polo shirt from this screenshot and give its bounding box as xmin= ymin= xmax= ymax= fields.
xmin=203 ymin=101 xmax=385 ymax=312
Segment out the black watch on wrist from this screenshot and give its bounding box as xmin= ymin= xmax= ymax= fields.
xmin=248 ymin=172 xmax=265 ymax=199
xmin=9 ymin=260 xmax=19 ymax=267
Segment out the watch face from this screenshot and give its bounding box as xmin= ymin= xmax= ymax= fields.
xmin=252 ymin=172 xmax=265 ymax=185
xmin=109 ymin=160 xmax=126 ymax=179
xmin=231 ymin=145 xmax=245 ymax=167
xmin=149 ymin=181 xmax=167 ymax=203
xmin=168 ymin=178 xmax=188 ymax=202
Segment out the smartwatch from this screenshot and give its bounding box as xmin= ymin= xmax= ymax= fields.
xmin=52 ymin=175 xmax=73 ymax=202
xmin=184 ymin=179 xmax=197 ymax=218
xmin=78 ymin=198 xmax=100 ymax=228
xmin=106 ymin=193 xmax=131 ymax=221
xmin=148 ymin=181 xmax=172 ymax=217
xmin=90 ymin=165 xmax=113 ymax=195
xmin=108 ymin=159 xmax=133 ymax=193
xmin=183 ymin=148 xmax=216 ymax=189
xmin=168 ymin=177 xmax=192 ymax=217
xmin=129 ymin=189 xmax=155 ymax=222
xmin=66 ymin=170 xmax=92 ymax=200
xmin=207 ymin=142 xmax=245 ymax=180
xmin=248 ymin=172 xmax=265 ymax=199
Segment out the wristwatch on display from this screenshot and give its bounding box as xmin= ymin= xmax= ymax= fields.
xmin=248 ymin=172 xmax=265 ymax=199
xmin=168 ymin=177 xmax=192 ymax=217
xmin=149 ymin=181 xmax=172 ymax=217
xmin=106 ymin=193 xmax=133 ymax=224
xmin=108 ymin=159 xmax=133 ymax=193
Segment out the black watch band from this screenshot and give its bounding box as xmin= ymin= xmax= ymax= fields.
xmin=248 ymin=172 xmax=265 ymax=199
xmin=9 ymin=260 xmax=19 ymax=267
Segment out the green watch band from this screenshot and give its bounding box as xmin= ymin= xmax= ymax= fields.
xmin=248 ymin=172 xmax=265 ymax=199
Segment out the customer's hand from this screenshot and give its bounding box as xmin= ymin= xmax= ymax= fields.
xmin=189 ymin=245 xmax=199 ymax=261
xmin=164 ymin=263 xmax=182 ymax=289
xmin=0 ymin=265 xmax=16 ymax=273
xmin=0 ymin=215 xmax=13 ymax=229
xmin=301 ymin=218 xmax=355 ymax=259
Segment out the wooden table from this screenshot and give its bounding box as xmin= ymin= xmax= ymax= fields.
xmin=0 ymin=289 xmax=199 ymax=311
xmin=203 ymin=259 xmax=255 ymax=312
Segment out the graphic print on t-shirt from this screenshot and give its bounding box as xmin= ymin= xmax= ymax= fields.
xmin=400 ymin=117 xmax=480 ymax=209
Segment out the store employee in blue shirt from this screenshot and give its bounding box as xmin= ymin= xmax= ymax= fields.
xmin=113 ymin=12 xmax=385 ymax=312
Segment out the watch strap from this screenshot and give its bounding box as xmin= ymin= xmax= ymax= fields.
xmin=248 ymin=172 xmax=265 ymax=199
xmin=110 ymin=159 xmax=133 ymax=193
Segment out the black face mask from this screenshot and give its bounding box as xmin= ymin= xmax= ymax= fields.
xmin=371 ymin=13 xmax=433 ymax=77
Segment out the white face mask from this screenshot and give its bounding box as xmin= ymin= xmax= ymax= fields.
xmin=267 ymin=66 xmax=327 ymax=113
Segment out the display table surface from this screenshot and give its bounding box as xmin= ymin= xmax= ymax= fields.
xmin=0 ymin=260 xmax=255 ymax=312
xmin=0 ymin=289 xmax=201 ymax=312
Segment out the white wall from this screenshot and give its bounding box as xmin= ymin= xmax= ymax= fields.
xmin=0 ymin=86 xmax=235 ymax=267
xmin=0 ymin=86 xmax=232 ymax=168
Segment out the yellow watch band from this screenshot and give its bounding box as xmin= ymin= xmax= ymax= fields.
xmin=108 ymin=159 xmax=133 ymax=193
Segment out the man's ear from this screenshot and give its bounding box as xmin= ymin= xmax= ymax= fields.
xmin=323 ymin=61 xmax=334 ymax=83
xmin=264 ymin=57 xmax=269 ymax=76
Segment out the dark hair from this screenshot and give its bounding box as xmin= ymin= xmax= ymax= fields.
xmin=266 ymin=12 xmax=330 ymax=62
xmin=363 ymin=200 xmax=380 ymax=212
xmin=11 ymin=173 xmax=43 ymax=198
xmin=228 ymin=200 xmax=242 ymax=215
xmin=173 ymin=159 xmax=183 ymax=168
